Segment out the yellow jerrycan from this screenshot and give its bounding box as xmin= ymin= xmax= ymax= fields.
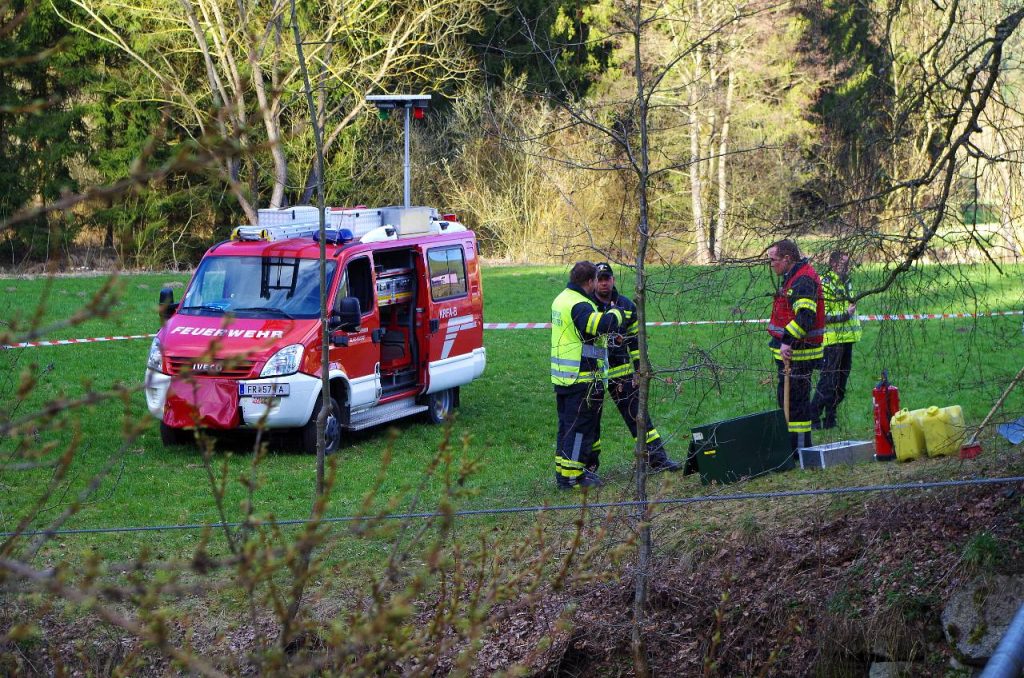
xmin=921 ymin=405 xmax=966 ymax=457
xmin=890 ymin=409 xmax=926 ymax=461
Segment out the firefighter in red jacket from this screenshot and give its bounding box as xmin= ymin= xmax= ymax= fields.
xmin=593 ymin=262 xmax=682 ymax=473
xmin=766 ymin=239 xmax=826 ymax=452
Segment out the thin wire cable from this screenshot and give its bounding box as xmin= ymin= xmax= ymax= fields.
xmin=4 ymin=475 xmax=1022 ymax=538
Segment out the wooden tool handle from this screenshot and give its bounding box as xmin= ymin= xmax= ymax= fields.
xmin=783 ymin=361 xmax=791 ymax=423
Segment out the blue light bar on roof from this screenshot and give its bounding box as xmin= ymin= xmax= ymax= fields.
xmin=314 ymin=228 xmax=354 ymax=245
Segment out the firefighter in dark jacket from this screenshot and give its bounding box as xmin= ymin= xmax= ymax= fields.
xmin=810 ymin=251 xmax=862 ymax=429
xmin=766 ymin=239 xmax=826 ymax=452
xmin=551 ymin=261 xmax=624 ymax=489
xmin=593 ymin=262 xmax=682 ymax=473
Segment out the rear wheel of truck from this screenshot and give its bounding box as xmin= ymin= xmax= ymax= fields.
xmin=425 ymin=387 xmax=455 ymax=424
xmin=160 ymin=422 xmax=193 ymax=447
xmin=302 ymin=394 xmax=341 ymax=455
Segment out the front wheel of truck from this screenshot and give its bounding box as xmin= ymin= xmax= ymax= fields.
xmin=425 ymin=387 xmax=456 ymax=424
xmin=302 ymin=394 xmax=341 ymax=455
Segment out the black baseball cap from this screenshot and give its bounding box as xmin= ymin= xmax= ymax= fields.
xmin=596 ymin=262 xmax=614 ymax=278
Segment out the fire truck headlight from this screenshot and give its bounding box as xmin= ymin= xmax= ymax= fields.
xmin=261 ymin=343 xmax=304 ymax=378
xmin=147 ymin=337 xmax=163 ymax=372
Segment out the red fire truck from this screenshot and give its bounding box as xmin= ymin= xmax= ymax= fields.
xmin=144 ymin=205 xmax=486 ymax=452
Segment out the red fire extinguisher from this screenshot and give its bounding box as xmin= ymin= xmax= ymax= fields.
xmin=872 ymin=370 xmax=900 ymax=460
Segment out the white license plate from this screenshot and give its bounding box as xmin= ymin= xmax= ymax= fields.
xmin=238 ymin=383 xmax=290 ymax=397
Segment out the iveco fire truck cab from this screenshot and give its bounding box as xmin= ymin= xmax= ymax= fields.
xmin=144 ymin=205 xmax=485 ymax=453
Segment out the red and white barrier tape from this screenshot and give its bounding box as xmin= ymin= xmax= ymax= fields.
xmin=3 ymin=310 xmax=1021 ymax=349
xmin=484 ymin=309 xmax=1024 ymax=330
xmin=2 ymin=333 xmax=159 ymax=350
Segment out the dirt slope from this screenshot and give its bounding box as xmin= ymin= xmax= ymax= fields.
xmin=472 ymin=481 xmax=1024 ymax=677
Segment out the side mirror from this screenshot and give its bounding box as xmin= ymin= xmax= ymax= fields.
xmin=332 ymin=296 xmax=362 ymax=332
xmin=159 ymin=288 xmax=178 ymax=322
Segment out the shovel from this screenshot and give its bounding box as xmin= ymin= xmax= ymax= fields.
xmin=961 ymin=363 xmax=1024 ymax=458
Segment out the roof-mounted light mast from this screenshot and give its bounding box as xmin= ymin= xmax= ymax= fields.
xmin=366 ymin=94 xmax=431 ymax=208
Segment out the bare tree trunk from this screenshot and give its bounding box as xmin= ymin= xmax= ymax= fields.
xmin=214 ymin=0 xmax=288 ymax=209
xmin=300 ymin=101 xmax=365 ymax=204
xmin=279 ymin=0 xmax=328 ymax=648
xmin=250 ymin=43 xmax=288 ymax=208
xmin=178 ymin=0 xmax=227 ymax=109
xmin=715 ymin=64 xmax=734 ymax=262
xmin=689 ymin=85 xmax=709 ymax=264
xmin=300 ymin=165 xmax=320 ymax=206
xmin=630 ymin=6 xmax=652 ymax=675
xmin=178 ymin=0 xmax=258 ymax=223
xmin=300 ymin=56 xmax=331 ymax=205
xmin=234 ymin=159 xmax=258 ymax=225
xmin=706 ymin=81 xmax=719 ymax=263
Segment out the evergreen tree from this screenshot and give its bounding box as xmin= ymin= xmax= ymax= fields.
xmin=474 ymin=0 xmax=615 ymax=97
xmin=84 ymin=50 xmax=221 ymax=268
xmin=0 ymin=0 xmax=90 ymax=264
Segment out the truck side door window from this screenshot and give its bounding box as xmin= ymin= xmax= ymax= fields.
xmin=341 ymin=256 xmax=374 ymax=316
xmin=427 ymin=246 xmax=467 ymax=301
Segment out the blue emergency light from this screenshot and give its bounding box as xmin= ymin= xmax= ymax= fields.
xmin=315 ymin=228 xmax=354 ymax=245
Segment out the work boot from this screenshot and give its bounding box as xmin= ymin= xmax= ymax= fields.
xmin=648 ymin=450 xmax=683 ymax=473
xmin=822 ymin=415 xmax=837 ymax=430
xmin=555 ymin=469 xmax=604 ymax=490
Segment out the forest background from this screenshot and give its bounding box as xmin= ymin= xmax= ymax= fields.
xmin=3 ymin=0 xmax=1023 ymax=270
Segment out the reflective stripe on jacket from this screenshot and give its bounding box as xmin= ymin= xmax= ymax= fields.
xmin=767 ymin=259 xmax=825 ymax=360
xmin=551 ymin=285 xmax=623 ymax=386
xmin=821 ymin=268 xmax=862 ymax=345
xmin=598 ymin=288 xmax=639 ymax=380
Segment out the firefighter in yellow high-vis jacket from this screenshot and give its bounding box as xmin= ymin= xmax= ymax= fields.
xmin=811 ymin=251 xmax=862 ymax=429
xmin=550 ymin=261 xmax=623 ymax=489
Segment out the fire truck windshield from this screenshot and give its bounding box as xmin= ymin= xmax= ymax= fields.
xmin=179 ymin=256 xmax=337 ymax=319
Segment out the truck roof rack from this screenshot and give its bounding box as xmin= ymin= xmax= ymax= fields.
xmin=230 ymin=205 xmax=467 ymax=244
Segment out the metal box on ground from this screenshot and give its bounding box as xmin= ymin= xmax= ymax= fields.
xmin=798 ymin=440 xmax=875 ymax=470
xmin=686 ymin=409 xmax=794 ymax=485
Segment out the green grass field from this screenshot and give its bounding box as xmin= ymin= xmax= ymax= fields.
xmin=1 ymin=263 xmax=1023 ymax=565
